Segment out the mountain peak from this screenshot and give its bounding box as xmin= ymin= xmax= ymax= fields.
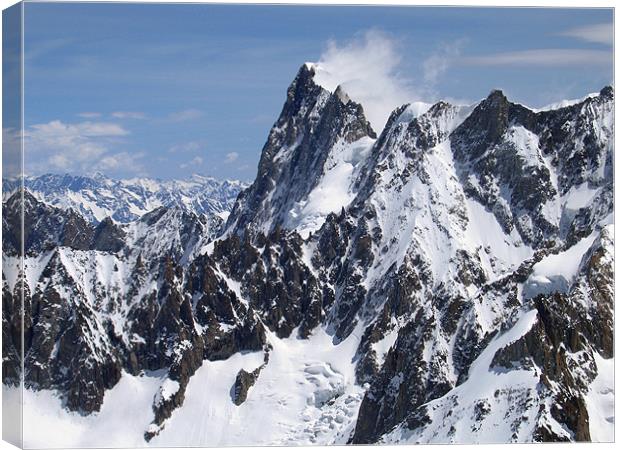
xmin=599 ymin=85 xmax=613 ymax=100
xmin=301 ymin=61 xmax=317 ymax=74
xmin=334 ymin=85 xmax=351 ymax=104
xmin=278 ymin=63 xmax=325 ymax=126
xmin=226 ymin=62 xmax=377 ymax=237
xmin=91 ymin=171 xmax=108 ymax=180
xmin=290 ymin=63 xmax=320 ymax=95
xmin=451 ymin=88 xmax=513 ymax=160
xmin=484 ymin=88 xmax=509 ymax=106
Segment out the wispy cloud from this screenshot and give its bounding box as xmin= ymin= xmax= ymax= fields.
xmin=77 ymin=112 xmax=102 ymax=119
xmin=247 ymin=113 xmax=275 ymax=125
xmin=312 ymin=30 xmax=419 ymax=131
xmin=29 ymin=120 xmax=128 ymax=139
xmin=23 ymin=119 xmax=140 ymax=175
xmin=79 ymin=111 xmax=147 ymax=120
xmin=461 ymin=49 xmax=611 ymax=67
xmin=560 ymin=23 xmax=613 ymax=45
xmin=167 ymin=109 xmax=204 ymax=122
xmin=423 ymin=39 xmax=466 ymax=91
xmin=179 ymin=155 xmax=204 ymax=169
xmin=224 ymin=152 xmax=239 ymax=163
xmin=310 ymin=30 xmax=469 ymax=131
xmin=25 ymin=38 xmax=73 ymax=61
xmin=111 ymin=111 xmax=146 ymax=119
xmin=168 ymin=140 xmax=206 ymax=153
xmin=99 ymin=151 xmax=146 ymax=173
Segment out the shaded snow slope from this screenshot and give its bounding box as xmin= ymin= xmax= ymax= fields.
xmin=286 ymin=135 xmax=375 ymax=238
xmin=382 ymin=309 xmax=541 ymax=444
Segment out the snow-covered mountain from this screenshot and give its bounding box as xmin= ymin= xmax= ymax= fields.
xmin=2 ymin=172 xmax=248 ymax=224
xmin=2 ymin=64 xmax=614 ymax=447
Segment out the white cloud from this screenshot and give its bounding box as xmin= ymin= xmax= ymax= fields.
xmin=29 ymin=120 xmax=128 ymax=138
xmin=167 ymin=109 xmax=204 ymax=122
xmin=179 ymin=156 xmax=204 ymax=169
xmin=224 ymin=152 xmax=239 ymax=163
xmin=168 ymin=140 xmax=206 ymax=153
xmin=111 ymin=111 xmax=146 ymax=119
xmin=49 ymin=154 xmax=71 ymax=170
xmin=560 ymin=23 xmax=613 ymax=45
xmin=26 ymin=120 xmax=126 ymax=166
xmin=462 ymin=49 xmax=611 ymax=67
xmin=423 ymin=40 xmax=465 ymax=88
xmin=2 ymin=128 xmax=21 ymax=164
xmin=77 ymin=112 xmax=102 ymax=118
xmin=99 ymin=151 xmax=146 ymax=173
xmin=311 ymin=30 xmax=420 ymax=132
xmin=23 ymin=119 xmax=140 ymax=175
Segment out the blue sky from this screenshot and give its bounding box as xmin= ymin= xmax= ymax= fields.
xmin=20 ymin=2 xmax=613 ymax=181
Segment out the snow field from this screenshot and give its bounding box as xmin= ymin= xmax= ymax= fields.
xmin=154 ymin=325 xmax=364 ymax=446
xmin=12 ymin=324 xmax=367 ymax=447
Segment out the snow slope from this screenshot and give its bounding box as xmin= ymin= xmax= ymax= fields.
xmin=10 ymin=372 xmax=164 ymax=448
xmin=383 ymin=309 xmax=543 ymax=444
xmin=585 ymin=353 xmax=615 ymax=442
xmin=523 ymin=231 xmax=598 ymax=299
xmin=286 ymin=136 xmax=375 ymax=238
xmin=12 ymin=326 xmax=367 ymax=448
xmin=152 ymin=324 xmax=365 ymax=446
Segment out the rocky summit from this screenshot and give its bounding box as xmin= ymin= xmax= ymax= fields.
xmin=2 ymin=64 xmax=614 ymax=446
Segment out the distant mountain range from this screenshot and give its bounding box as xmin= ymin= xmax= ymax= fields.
xmin=2 ymin=172 xmax=248 ymax=224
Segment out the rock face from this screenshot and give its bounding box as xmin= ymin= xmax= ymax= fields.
xmin=2 ymin=64 xmax=614 ymax=445
xmin=232 ymin=362 xmax=265 ymax=406
xmin=345 ymin=87 xmax=613 ymax=444
xmin=226 ymin=64 xmax=376 ymax=238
